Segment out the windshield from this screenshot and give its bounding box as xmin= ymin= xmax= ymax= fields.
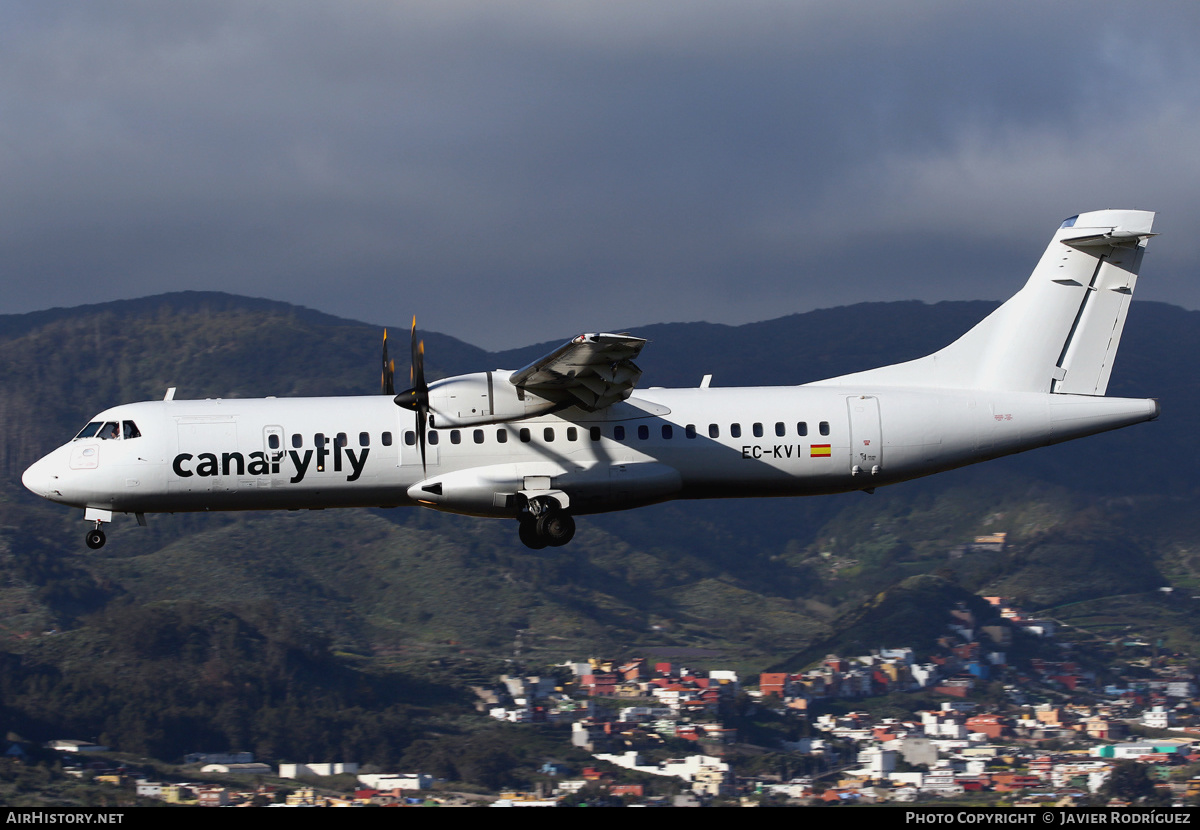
xmin=73 ymin=421 xmax=137 ymax=441
xmin=73 ymin=422 xmax=104 ymax=440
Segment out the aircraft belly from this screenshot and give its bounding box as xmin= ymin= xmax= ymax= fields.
xmin=559 ymin=462 xmax=682 ymax=515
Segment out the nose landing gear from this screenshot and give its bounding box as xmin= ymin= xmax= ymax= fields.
xmin=85 ymin=525 xmax=106 ymax=549
xmin=82 ymin=507 xmax=113 ymax=550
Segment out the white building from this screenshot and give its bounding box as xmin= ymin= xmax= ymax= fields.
xmin=1141 ymin=706 xmax=1175 ymax=730
xmin=358 ymin=773 xmax=433 ymax=790
xmin=200 ymin=763 xmax=273 ymax=775
xmin=280 ymin=762 xmax=359 ymax=778
xmin=856 ymin=747 xmax=897 ymax=776
xmin=593 ymin=751 xmax=730 ymax=786
xmin=920 ymin=763 xmax=965 ymax=796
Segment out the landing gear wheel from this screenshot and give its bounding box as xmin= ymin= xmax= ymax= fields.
xmin=518 ymin=519 xmax=547 ymax=550
xmin=85 ymin=529 xmax=106 ymax=550
xmin=537 ymin=513 xmax=575 ymax=547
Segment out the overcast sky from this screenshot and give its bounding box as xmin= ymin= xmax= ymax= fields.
xmin=2 ymin=1 xmax=1198 ymax=349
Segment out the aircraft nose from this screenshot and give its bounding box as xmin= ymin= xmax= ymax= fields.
xmin=21 ymin=456 xmax=57 ymax=499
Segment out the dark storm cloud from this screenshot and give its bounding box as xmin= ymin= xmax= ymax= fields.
xmin=3 ymin=1 xmax=1198 ymax=349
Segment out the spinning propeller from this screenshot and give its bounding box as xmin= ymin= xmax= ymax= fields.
xmin=393 ymin=317 xmax=430 ymax=473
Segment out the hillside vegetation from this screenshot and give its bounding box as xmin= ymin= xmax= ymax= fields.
xmin=2 ymin=292 xmax=1199 ymax=763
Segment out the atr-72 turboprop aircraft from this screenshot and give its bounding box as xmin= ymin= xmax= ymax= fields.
xmin=23 ymin=209 xmax=1161 ymax=550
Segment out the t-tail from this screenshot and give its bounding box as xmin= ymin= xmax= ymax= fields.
xmin=816 ymin=209 xmax=1156 ymax=394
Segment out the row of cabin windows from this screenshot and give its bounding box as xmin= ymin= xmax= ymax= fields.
xmin=279 ymin=432 xmax=395 ymax=450
xmin=400 ymin=420 xmax=831 ymax=447
xmin=267 ymin=420 xmax=834 ymax=452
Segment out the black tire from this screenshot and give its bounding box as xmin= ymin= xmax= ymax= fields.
xmin=85 ymin=529 xmax=106 ymax=550
xmin=518 ymin=519 xmax=546 ymax=550
xmin=537 ymin=513 xmax=575 ymax=547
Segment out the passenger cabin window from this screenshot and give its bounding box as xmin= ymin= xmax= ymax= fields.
xmin=730 ymin=423 xmax=741 ymax=439
xmin=544 ymin=427 xmax=555 ymax=442
xmin=450 ymin=430 xmax=461 ymax=445
xmin=752 ymin=423 xmax=763 ymax=438
xmin=638 ymin=425 xmax=649 ymax=440
xmin=567 ymin=427 xmax=578 ymax=441
xmin=314 ymin=433 xmax=326 ymax=448
xmin=474 ymin=429 xmax=484 ymax=444
xmin=614 ymin=425 xmax=625 ymax=440
xmin=428 ymin=431 xmax=440 ymax=445
xmin=382 ymin=432 xmax=393 ymax=446
xmin=590 ymin=427 xmax=601 ymax=441
xmin=685 ymin=424 xmax=696 ymax=439
xmin=775 ymin=422 xmax=785 ymax=437
xmin=797 ymin=422 xmax=808 ymax=436
xmin=359 ymin=432 xmax=370 ymax=447
xmin=292 ymin=433 xmax=303 ymax=448
xmin=336 ymin=433 xmax=347 ymax=448
xmin=497 ymin=429 xmax=508 ymax=443
xmin=404 ymin=431 xmax=416 ymax=446
xmin=520 ymin=428 xmax=531 ymax=443
xmin=268 ymin=434 xmax=281 ymax=450
xmin=708 ymin=424 xmax=719 ymax=438
xmin=662 ymin=424 xmax=673 ymax=439
xmin=819 ymin=421 xmax=830 ymax=436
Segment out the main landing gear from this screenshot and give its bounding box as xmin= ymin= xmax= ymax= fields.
xmin=518 ymin=500 xmax=576 ymax=550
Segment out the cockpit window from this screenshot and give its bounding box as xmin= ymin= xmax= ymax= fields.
xmin=73 ymin=420 xmax=139 ymax=440
xmin=74 ymin=422 xmax=104 ymax=440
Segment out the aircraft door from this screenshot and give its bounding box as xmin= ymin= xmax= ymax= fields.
xmin=263 ymin=425 xmax=287 ymax=488
xmin=171 ymin=419 xmax=238 ymax=494
xmin=847 ymin=395 xmax=882 ymax=477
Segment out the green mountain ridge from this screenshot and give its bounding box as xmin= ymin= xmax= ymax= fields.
xmin=2 ymin=291 xmax=1199 ymax=763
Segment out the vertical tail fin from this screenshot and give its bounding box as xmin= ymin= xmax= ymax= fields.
xmin=1048 ymin=211 xmax=1154 ymax=394
xmin=814 ymin=209 xmax=1156 ymax=393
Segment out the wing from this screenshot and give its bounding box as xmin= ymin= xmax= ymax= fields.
xmin=509 ymin=332 xmax=646 ymax=411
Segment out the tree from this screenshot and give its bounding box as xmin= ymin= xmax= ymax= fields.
xmin=1102 ymin=760 xmax=1158 ymax=804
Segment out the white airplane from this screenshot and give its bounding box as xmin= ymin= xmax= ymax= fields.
xmin=23 ymin=209 xmax=1161 ymax=551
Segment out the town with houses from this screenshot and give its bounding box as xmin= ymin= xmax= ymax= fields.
xmin=14 ymin=592 xmax=1200 ymax=807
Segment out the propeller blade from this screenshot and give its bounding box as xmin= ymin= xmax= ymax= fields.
xmin=381 ymin=328 xmax=395 ymax=395
xmin=410 ymin=316 xmax=425 ymax=393
xmin=416 ymin=401 xmax=427 ymax=474
xmin=394 ymin=316 xmax=430 ymax=474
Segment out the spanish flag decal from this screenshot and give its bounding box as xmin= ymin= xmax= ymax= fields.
xmin=810 ymin=444 xmax=831 ymax=457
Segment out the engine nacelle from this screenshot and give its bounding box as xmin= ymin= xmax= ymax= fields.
xmin=427 ymin=370 xmax=558 ymax=427
xmin=407 ymin=463 xmax=568 ymax=517
xmin=408 ymin=461 xmax=682 ymax=518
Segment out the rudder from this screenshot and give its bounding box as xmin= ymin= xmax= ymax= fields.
xmin=1050 ymin=211 xmax=1151 ymax=394
xmin=811 ymin=209 xmax=1156 ymax=393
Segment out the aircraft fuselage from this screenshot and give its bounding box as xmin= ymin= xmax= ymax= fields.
xmin=22 ymin=385 xmax=1158 ymax=521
